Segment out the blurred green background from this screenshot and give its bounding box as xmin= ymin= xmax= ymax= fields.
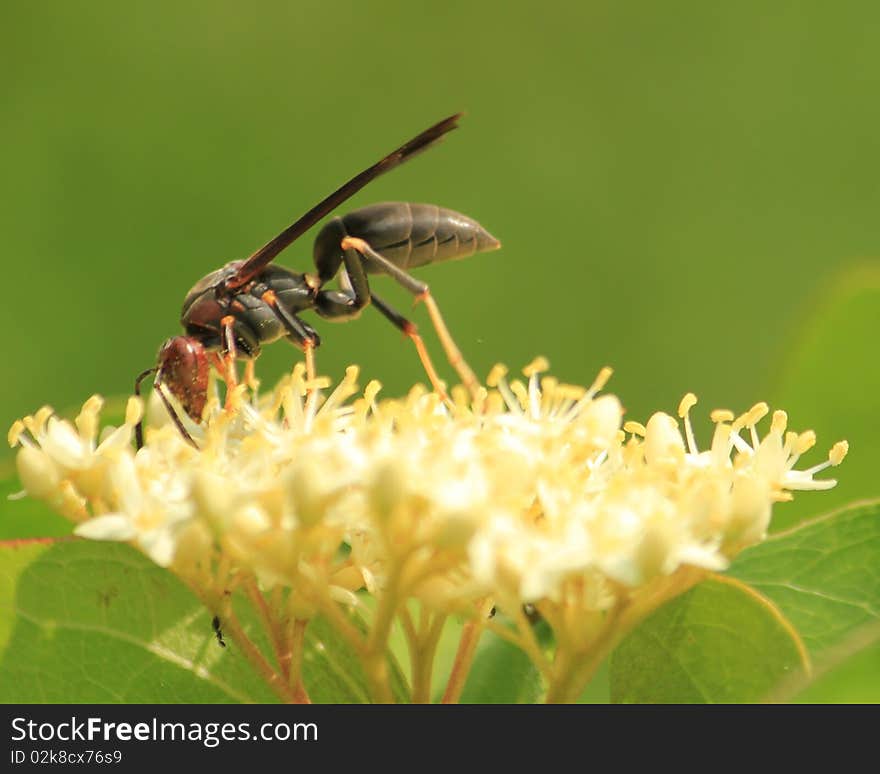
xmin=2 ymin=2 xmax=879 ymax=700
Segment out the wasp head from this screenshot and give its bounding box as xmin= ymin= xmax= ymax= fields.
xmin=156 ymin=336 xmax=210 ymax=422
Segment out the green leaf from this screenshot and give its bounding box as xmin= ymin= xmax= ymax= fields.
xmin=303 ymin=613 xmax=409 ymax=704
xmin=771 ymin=266 xmax=880 ymax=530
xmin=730 ymin=499 xmax=880 ymax=666
xmin=460 ymin=628 xmax=545 ymax=704
xmin=610 ymin=577 xmax=804 ymax=703
xmin=611 ymin=499 xmax=880 ymax=702
xmin=0 ymin=539 xmax=406 ymax=703
xmin=769 ymin=622 xmax=880 ymax=703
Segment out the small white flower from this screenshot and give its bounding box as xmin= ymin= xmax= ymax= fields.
xmin=8 ymin=359 xmax=846 ymax=622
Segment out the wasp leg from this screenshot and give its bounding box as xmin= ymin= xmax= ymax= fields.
xmin=243 ymin=359 xmax=259 ymax=392
xmin=369 ymin=293 xmax=451 ymax=404
xmin=339 ymin=236 xmax=480 ymax=398
xmin=313 ymin=276 xmax=446 ymax=400
xmin=219 ymin=316 xmax=240 ymax=408
xmin=258 ymin=290 xmax=321 ymax=383
xmin=315 ymin=258 xmax=450 ymax=400
xmin=217 ymin=314 xmax=260 ymax=408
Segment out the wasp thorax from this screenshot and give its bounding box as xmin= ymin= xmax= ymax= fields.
xmin=157 ymin=337 xmax=209 ymax=421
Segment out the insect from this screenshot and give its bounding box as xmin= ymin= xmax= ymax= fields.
xmin=134 ymin=113 xmax=500 ymax=449
xmin=211 ymin=615 xmax=226 ymax=648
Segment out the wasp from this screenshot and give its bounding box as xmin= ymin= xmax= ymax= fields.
xmin=135 ymin=114 xmax=500 ymax=448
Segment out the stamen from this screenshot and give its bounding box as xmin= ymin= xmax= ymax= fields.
xmin=509 ymin=380 xmax=529 ymax=412
xmin=364 ymin=380 xmax=382 ymax=408
xmin=677 ymin=393 xmax=698 ymax=454
xmin=561 ymin=366 xmax=613 ymax=423
xmin=494 ymin=374 xmax=522 ymax=414
xmin=486 ymin=364 xmax=508 ymax=388
xmin=796 ymin=431 xmax=817 ymax=455
xmin=528 ymin=373 xmax=541 ymax=419
xmin=623 ymin=421 xmax=646 ymax=437
xmin=710 ymin=422 xmax=733 ymax=465
xmin=75 ymin=396 xmax=104 ymax=443
xmin=7 ymin=420 xmax=25 ymax=447
xmin=321 ymin=366 xmax=360 ymax=414
xmin=589 ymin=366 xmax=613 ymax=395
xmin=125 ymin=397 xmax=144 ymax=427
xmin=450 ymin=384 xmax=470 ymax=413
xmin=829 ymin=440 xmax=849 ymax=466
xmin=802 ymin=439 xmax=849 ymax=476
xmin=771 ymin=410 xmax=788 ymax=435
xmin=522 ymin=356 xmax=550 ymax=377
xmin=740 ymin=402 xmax=769 ymax=451
xmin=472 ymin=385 xmax=489 ymax=415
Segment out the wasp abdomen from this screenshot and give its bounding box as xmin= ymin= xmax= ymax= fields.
xmin=314 ymin=202 xmax=500 ymax=274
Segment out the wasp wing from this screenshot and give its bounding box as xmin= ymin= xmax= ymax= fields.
xmin=226 ymin=113 xmax=462 ymax=290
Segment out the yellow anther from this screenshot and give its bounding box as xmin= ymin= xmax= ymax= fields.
xmin=450 ymin=384 xmax=471 ymax=411
xmin=732 ymin=412 xmax=750 ymax=432
xmin=364 ymin=380 xmax=382 ymax=404
xmin=34 ymin=406 xmax=55 ymax=428
xmin=589 ymin=366 xmax=613 ymax=394
xmin=540 ymin=376 xmax=559 ymax=395
xmin=510 ymin=381 xmax=529 ymax=409
xmin=484 ymin=391 xmax=505 ymax=414
xmin=829 ymin=440 xmax=849 ymax=466
xmin=710 ymin=409 xmax=734 ymax=423
xmin=7 ymin=420 xmax=25 ymax=447
xmin=81 ymin=395 xmax=104 ymax=415
xmin=623 ymin=421 xmax=646 ymax=436
xmin=486 ymin=364 xmax=508 ymax=388
xmin=125 ymin=396 xmax=144 ymax=427
xmin=796 ymin=430 xmax=817 ymax=455
xmin=678 ymin=393 xmax=698 ymax=418
xmin=557 ymin=384 xmax=587 ymax=401
xmin=468 ymin=385 xmax=488 ymax=415
xmin=747 ymin=402 xmax=769 ymax=425
xmin=22 ymin=408 xmax=52 ymax=438
xmin=522 ymin=356 xmax=550 ymax=377
xmin=771 ymin=410 xmax=788 ymax=435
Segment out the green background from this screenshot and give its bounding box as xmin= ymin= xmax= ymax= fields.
xmin=2 ymin=2 xmax=879 ymax=700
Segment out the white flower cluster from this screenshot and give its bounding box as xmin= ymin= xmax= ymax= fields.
xmin=9 ymin=360 xmax=847 ymax=623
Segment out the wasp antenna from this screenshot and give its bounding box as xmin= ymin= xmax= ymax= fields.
xmin=155 ymin=383 xmax=200 ymax=450
xmin=133 ymin=367 xmax=158 ymax=451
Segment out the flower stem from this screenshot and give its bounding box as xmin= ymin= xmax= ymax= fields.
xmin=244 ymin=576 xmax=287 ymax=678
xmin=362 ymin=573 xmax=400 ymax=703
xmin=219 ymin=598 xmax=299 ymax=704
xmin=183 ymin=573 xmax=299 ymax=703
xmin=288 ymin=618 xmax=311 ymax=704
xmin=442 ymin=598 xmax=493 ymax=704
xmin=407 ymin=608 xmax=446 ymax=703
